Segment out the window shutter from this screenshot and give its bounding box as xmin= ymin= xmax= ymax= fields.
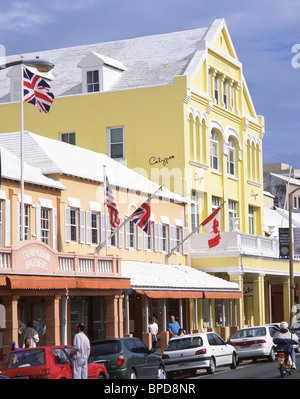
xmin=17 ymin=202 xmax=20 ymax=241
xmin=36 ymin=205 xmax=41 ymax=241
xmin=137 ymin=227 xmax=142 ymax=250
xmin=125 ymin=220 xmax=130 ymax=249
xmin=118 ymin=217 xmax=123 ymax=248
xmin=169 ymin=225 xmax=175 ymax=253
xmin=154 ymin=223 xmax=158 ymax=252
xmin=86 ymin=211 xmax=92 ymax=245
xmin=79 ymin=210 xmax=85 ymax=244
xmin=52 ymin=208 xmax=57 ymax=250
xmin=182 ymin=227 xmax=189 ymax=255
xmin=100 ymin=213 xmax=106 ymax=242
xmin=4 ymin=199 xmax=10 ymax=246
xmin=65 ymin=207 xmax=71 ymax=243
xmin=158 ymin=223 xmax=163 ymax=252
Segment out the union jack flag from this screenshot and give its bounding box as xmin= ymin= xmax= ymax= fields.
xmin=23 ymin=66 xmax=54 ymax=113
xmin=105 ymin=176 xmax=120 ymax=230
xmin=131 ymin=198 xmax=151 ymax=235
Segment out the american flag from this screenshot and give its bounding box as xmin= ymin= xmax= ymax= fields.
xmin=105 ymin=176 xmax=120 ymax=230
xmin=131 ymin=198 xmax=151 ymax=235
xmin=23 ymin=66 xmax=54 ymax=113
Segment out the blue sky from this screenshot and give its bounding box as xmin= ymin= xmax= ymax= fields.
xmin=1 ymin=0 xmax=300 ymax=168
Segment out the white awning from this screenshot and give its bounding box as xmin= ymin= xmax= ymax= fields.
xmin=121 ymin=261 xmax=242 ymax=298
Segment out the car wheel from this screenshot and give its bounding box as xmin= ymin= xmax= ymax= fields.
xmin=156 ymin=366 xmax=166 ymax=379
xmin=129 ymin=369 xmax=137 ymax=379
xmin=268 ymin=347 xmax=276 ymax=362
xmin=206 ymin=357 xmax=216 ymax=374
xmin=97 ymin=373 xmax=105 ymax=379
xmin=230 ymin=353 xmax=237 ymax=369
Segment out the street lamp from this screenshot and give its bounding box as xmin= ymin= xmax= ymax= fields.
xmin=0 ymin=57 xmax=54 ymax=72
xmin=0 ymin=56 xmax=54 ymax=240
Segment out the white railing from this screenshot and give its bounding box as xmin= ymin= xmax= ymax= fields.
xmin=98 ymin=260 xmax=112 ymax=274
xmin=58 ymin=257 xmax=74 ymax=272
xmin=191 ymin=231 xmax=279 ymax=258
xmin=0 ymin=252 xmax=10 ymax=269
xmin=78 ymin=259 xmax=93 ymax=273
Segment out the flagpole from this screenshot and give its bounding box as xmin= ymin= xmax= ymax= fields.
xmin=165 ymin=202 xmax=226 ymax=264
xmin=20 ymin=60 xmax=24 ymax=241
xmin=103 ymin=165 xmax=109 ymax=256
xmin=95 ymin=185 xmax=163 ymax=254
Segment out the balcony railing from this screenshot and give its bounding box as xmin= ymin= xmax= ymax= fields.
xmin=190 ymin=231 xmax=279 ymax=258
xmin=0 ymin=244 xmax=121 ymax=277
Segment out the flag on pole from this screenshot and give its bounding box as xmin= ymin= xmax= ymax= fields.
xmin=23 ymin=66 xmax=54 ymax=113
xmin=202 ymin=207 xmax=221 ymax=248
xmin=131 ymin=198 xmax=151 ymax=234
xmin=105 ymin=176 xmax=120 ymax=230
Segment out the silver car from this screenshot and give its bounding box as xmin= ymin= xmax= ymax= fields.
xmin=228 ymin=325 xmax=278 ymax=363
xmin=162 ymin=332 xmax=237 ymax=377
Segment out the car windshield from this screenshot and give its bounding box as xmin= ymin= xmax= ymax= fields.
xmin=1 ymin=349 xmax=45 ymax=370
xmin=232 ymin=327 xmax=266 ymax=339
xmin=90 ymin=340 xmax=121 ymax=358
xmin=165 ymin=336 xmax=203 ymax=351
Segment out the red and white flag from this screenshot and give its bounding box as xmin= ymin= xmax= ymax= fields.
xmin=202 ymin=207 xmax=221 ymax=248
xmin=105 ymin=176 xmax=120 ymax=230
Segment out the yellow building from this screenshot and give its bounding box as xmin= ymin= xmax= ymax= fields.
xmin=0 ymin=18 xmax=295 ymax=337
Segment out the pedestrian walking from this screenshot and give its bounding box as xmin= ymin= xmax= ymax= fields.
xmin=148 ymin=316 xmax=158 ymax=350
xmin=70 ymin=323 xmax=90 ymax=379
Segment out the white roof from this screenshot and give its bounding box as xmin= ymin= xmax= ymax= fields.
xmin=264 ymin=207 xmax=300 ymax=237
xmin=1 ymin=145 xmax=65 ymax=190
xmin=122 ymin=261 xmax=241 ymax=292
xmin=0 ymin=131 xmax=187 ymax=203
xmin=0 ymin=21 xmax=229 ymax=101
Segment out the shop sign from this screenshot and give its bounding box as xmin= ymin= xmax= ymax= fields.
xmin=12 ymin=241 xmax=56 ymax=274
xmin=279 ymin=228 xmax=289 ymax=259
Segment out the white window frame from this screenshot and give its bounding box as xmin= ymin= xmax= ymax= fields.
xmin=41 ymin=207 xmax=50 ymax=245
xmin=86 ymin=69 xmax=100 ymax=93
xmin=223 ymin=77 xmax=228 ymax=109
xmin=249 ymin=206 xmax=254 ymax=234
xmin=228 ymin=200 xmax=237 ymax=232
xmin=60 ymin=131 xmax=76 ymax=145
xmin=227 ymin=137 xmax=235 ymax=177
xmin=214 ymin=72 xmax=219 ymax=105
xmin=210 ymin=130 xmax=219 ymax=171
xmin=191 ymin=190 xmax=199 ymax=231
xmin=107 ymin=126 xmax=124 ymax=160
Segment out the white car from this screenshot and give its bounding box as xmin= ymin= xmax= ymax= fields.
xmin=162 ymin=332 xmax=237 ymax=377
xmin=228 ymin=325 xmax=278 ymax=363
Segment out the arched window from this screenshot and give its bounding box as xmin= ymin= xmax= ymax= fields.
xmin=227 ymin=137 xmax=235 ymax=176
xmin=210 ymin=130 xmax=219 ymax=170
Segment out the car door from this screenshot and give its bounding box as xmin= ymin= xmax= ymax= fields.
xmin=132 ymin=339 xmax=153 ymax=378
xmin=123 ymin=338 xmax=147 ymax=378
xmin=207 ymin=333 xmax=229 ymax=366
xmin=51 ymin=348 xmax=73 ymax=379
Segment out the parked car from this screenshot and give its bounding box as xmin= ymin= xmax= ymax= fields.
xmin=162 ymin=332 xmax=237 ymax=377
xmin=228 ymin=325 xmax=278 ymax=363
xmin=89 ymin=337 xmax=166 ymax=379
xmin=0 ymin=345 xmax=108 ymax=379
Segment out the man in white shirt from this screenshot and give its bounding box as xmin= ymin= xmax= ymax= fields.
xmin=70 ymin=323 xmax=90 ymax=379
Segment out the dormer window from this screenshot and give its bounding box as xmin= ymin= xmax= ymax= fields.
xmin=87 ymin=69 xmax=100 ymax=93
xmin=78 ymin=51 xmax=126 ymax=94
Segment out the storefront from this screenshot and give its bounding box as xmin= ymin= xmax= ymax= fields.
xmin=121 ymin=261 xmax=243 ymax=351
xmin=0 ymin=240 xmax=130 ymax=357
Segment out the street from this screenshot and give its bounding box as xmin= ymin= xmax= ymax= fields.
xmin=173 ymin=353 xmax=300 ymax=379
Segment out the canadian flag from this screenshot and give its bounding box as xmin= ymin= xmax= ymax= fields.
xmin=202 ymin=207 xmax=221 ymax=248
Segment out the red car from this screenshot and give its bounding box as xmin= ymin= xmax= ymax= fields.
xmin=0 ymin=345 xmax=108 ymax=379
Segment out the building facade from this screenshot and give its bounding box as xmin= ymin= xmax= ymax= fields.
xmin=0 ymin=18 xmax=296 ymax=343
